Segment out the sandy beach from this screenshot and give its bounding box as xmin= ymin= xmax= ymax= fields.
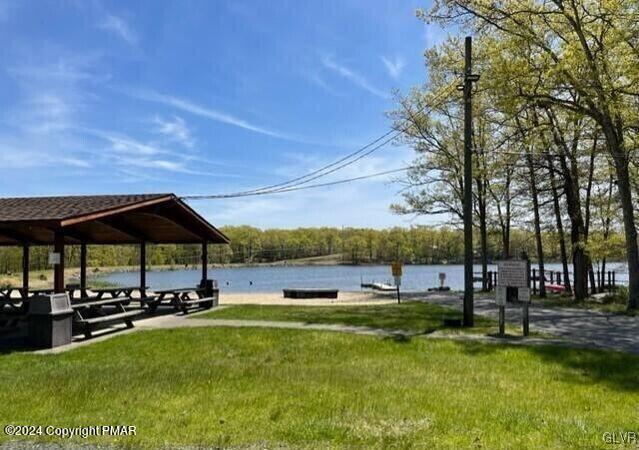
xmin=219 ymin=290 xmax=401 ymax=306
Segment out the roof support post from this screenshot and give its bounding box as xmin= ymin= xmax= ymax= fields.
xmin=80 ymin=243 xmax=87 ymax=298
xmin=22 ymin=244 xmax=29 ymax=299
xmin=140 ymin=241 xmax=146 ymax=298
xmin=201 ymin=241 xmax=208 ymax=282
xmin=53 ymin=232 xmax=65 ymax=294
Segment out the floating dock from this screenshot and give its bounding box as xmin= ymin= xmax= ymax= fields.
xmin=369 ymin=283 xmax=397 ymax=292
xmin=283 ymin=288 xmax=339 ymax=299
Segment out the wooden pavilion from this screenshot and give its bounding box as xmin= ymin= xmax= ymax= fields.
xmin=0 ymin=194 xmax=229 ymax=295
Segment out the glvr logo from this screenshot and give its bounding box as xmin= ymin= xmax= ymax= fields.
xmin=602 ymin=431 xmax=637 ymax=444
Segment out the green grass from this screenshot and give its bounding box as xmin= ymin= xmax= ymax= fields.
xmin=1 ymin=327 xmax=638 ymax=449
xmin=534 ymin=295 xmax=638 ymax=316
xmin=197 ymin=302 xmax=519 ymax=336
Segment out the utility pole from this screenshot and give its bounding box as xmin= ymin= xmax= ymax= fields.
xmin=460 ymin=36 xmax=480 ymax=327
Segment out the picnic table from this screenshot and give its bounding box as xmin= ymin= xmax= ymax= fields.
xmin=29 ymin=288 xmax=54 ymax=296
xmin=0 ymin=287 xmax=26 ymax=312
xmin=151 ymin=287 xmax=217 ymax=314
xmin=91 ymin=286 xmax=147 ymax=300
xmin=72 ymin=296 xmax=140 ymax=339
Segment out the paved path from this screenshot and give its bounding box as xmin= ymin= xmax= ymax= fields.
xmin=424 ymin=293 xmax=639 ymax=354
xmin=139 ymin=315 xmax=405 ymax=337
xmin=37 ymin=305 xmax=593 ymax=355
xmin=34 ymin=295 xmax=639 ymax=355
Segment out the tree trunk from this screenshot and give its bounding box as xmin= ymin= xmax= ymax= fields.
xmin=611 ymin=155 xmax=639 ymax=309
xmin=480 ymin=212 xmax=488 ymax=291
xmin=527 ymin=153 xmax=546 ymax=297
xmin=588 ymin=259 xmax=597 ymax=295
xmin=547 ymin=158 xmax=572 ymax=294
xmin=548 ymin=116 xmax=589 ymax=301
xmin=476 ymin=180 xmax=489 ymax=291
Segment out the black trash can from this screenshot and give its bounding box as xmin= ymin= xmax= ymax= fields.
xmin=199 ymin=279 xmax=219 ymax=308
xmin=199 ymin=279 xmax=215 ymax=297
xmin=28 ymin=293 xmax=74 ymax=349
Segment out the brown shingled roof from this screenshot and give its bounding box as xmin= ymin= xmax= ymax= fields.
xmin=0 ymin=194 xmax=170 ymax=222
xmin=0 ymin=194 xmax=229 ymax=245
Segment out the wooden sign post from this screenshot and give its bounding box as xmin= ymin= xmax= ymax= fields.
xmin=496 ymin=259 xmax=531 ymax=337
xmin=391 ymin=262 xmax=403 ymax=304
xmin=495 ymin=285 xmax=507 ymax=336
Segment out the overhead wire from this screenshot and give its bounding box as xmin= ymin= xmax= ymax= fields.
xmin=182 ymin=167 xmax=412 ymax=199
xmin=182 ymin=79 xmax=460 ymax=200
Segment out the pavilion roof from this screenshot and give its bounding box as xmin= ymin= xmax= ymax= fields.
xmin=0 ymin=194 xmax=229 ymax=246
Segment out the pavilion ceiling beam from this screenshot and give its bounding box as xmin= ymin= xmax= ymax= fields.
xmin=96 ymin=218 xmax=152 ymax=243
xmin=0 ymin=228 xmax=45 ymax=245
xmin=143 ymin=205 xmax=204 ymax=242
xmin=47 ymin=227 xmax=87 ymax=244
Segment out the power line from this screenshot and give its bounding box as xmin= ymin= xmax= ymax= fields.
xmin=182 ymin=136 xmax=399 ymax=199
xmin=183 ymin=167 xmax=411 ymax=200
xmin=181 ymin=80 xmax=460 ymax=200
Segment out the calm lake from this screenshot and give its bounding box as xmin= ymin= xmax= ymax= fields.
xmin=95 ymin=262 xmax=629 ymax=293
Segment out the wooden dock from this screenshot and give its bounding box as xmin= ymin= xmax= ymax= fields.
xmin=370 ymin=283 xmax=397 ymax=292
xmin=283 ymin=288 xmax=339 ymax=299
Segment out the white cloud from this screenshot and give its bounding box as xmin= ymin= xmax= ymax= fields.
xmin=0 ymin=144 xmax=91 ymax=169
xmin=79 ymin=128 xmax=168 ymax=156
xmin=381 ymin=56 xmax=405 ymax=79
xmin=423 ymin=23 xmax=447 ymax=49
xmin=126 ymin=88 xmax=308 ymax=142
xmin=77 ymin=128 xmax=216 ymax=175
xmin=6 ymin=54 xmax=104 ymax=135
xmin=98 ymin=14 xmax=137 ymax=45
xmin=321 ymin=55 xmax=388 ymax=99
xmin=153 ymin=115 xmax=194 ymax=148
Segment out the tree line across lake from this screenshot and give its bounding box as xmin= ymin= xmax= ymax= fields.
xmin=0 ymin=225 xmax=626 ymax=275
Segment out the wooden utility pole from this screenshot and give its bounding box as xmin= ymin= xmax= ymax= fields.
xmin=461 ymin=36 xmax=479 ymax=327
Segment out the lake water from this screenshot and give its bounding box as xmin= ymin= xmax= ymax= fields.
xmin=95 ymin=262 xmax=629 ymax=293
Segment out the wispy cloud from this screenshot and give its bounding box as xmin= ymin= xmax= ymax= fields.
xmin=98 ymin=13 xmax=137 ymax=45
xmin=78 ymin=128 xmax=214 ymax=175
xmin=79 ymin=128 xmax=168 ymax=156
xmin=381 ymin=56 xmax=405 ymax=79
xmin=0 ymin=142 xmax=91 ymax=169
xmin=153 ymin=115 xmax=194 ymax=148
xmin=6 ymin=54 xmax=103 ymax=135
xmin=321 ymin=55 xmax=388 ymax=99
xmin=125 ymin=88 xmax=307 ymax=142
xmin=305 ymin=71 xmax=343 ymax=97
xmin=423 ymin=23 xmax=447 ymax=49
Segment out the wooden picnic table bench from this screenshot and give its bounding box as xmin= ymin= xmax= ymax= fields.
xmin=152 ymin=287 xmax=218 ymax=314
xmin=0 ymin=287 xmax=27 ymax=312
xmin=29 ymin=288 xmax=54 ymax=296
xmin=71 ymin=295 xmax=140 ymax=339
xmin=90 ymin=286 xmax=147 ymax=302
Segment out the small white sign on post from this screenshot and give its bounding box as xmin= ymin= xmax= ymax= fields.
xmin=48 ymin=252 xmax=61 ymax=265
xmin=496 ymin=286 xmax=508 ymax=306
xmin=518 ymin=287 xmax=531 ymax=303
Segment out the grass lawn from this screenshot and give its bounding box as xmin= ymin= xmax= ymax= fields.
xmin=1 ymin=327 xmax=638 ymax=449
xmin=532 ymin=295 xmax=638 ymax=316
xmin=197 ymin=302 xmax=518 ymax=336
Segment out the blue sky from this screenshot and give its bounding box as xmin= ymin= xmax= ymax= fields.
xmin=0 ymin=0 xmax=448 ymax=228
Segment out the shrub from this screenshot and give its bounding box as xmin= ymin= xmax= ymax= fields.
xmin=602 ymin=286 xmax=628 ymax=305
